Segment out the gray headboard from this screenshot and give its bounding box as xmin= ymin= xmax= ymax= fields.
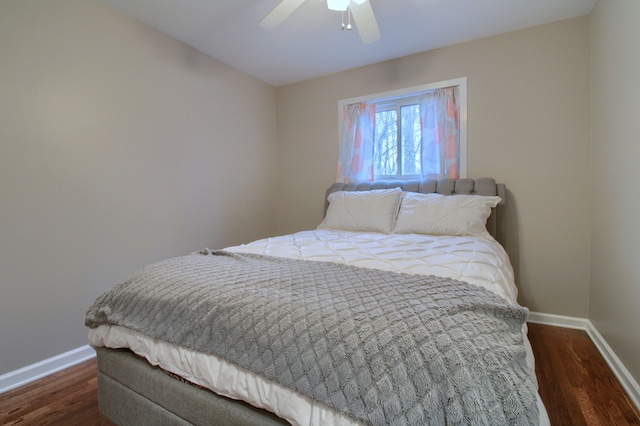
xmin=325 ymin=178 xmax=507 ymax=246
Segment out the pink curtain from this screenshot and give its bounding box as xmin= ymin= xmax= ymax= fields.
xmin=419 ymin=87 xmax=460 ymax=179
xmin=336 ymin=102 xmax=376 ymax=183
xmin=337 ymin=86 xmax=460 ymax=183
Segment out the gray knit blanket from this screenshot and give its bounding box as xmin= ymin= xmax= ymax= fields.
xmin=86 ymin=250 xmax=539 ymax=425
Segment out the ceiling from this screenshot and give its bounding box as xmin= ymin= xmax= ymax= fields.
xmin=99 ymin=0 xmax=597 ymax=87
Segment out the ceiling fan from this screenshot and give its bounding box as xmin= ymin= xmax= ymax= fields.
xmin=260 ymin=0 xmax=381 ymax=44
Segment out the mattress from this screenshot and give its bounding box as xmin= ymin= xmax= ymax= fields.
xmin=89 ymin=229 xmax=550 ymax=425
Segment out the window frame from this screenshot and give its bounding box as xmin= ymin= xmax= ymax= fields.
xmin=338 ymin=77 xmax=467 ymax=180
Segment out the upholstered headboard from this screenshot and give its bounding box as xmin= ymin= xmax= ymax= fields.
xmin=325 ymin=178 xmax=507 ymax=246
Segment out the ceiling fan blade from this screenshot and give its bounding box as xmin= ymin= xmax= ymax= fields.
xmin=350 ymin=0 xmax=381 ymax=44
xmin=260 ymin=0 xmax=307 ymax=30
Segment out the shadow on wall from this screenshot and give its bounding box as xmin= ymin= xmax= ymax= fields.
xmin=504 ymin=188 xmax=523 ymax=304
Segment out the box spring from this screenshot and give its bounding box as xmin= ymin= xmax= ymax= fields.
xmin=95 ymin=347 xmax=289 ymax=425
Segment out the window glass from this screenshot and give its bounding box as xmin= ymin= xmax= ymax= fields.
xmin=373 ymin=109 xmax=397 ymax=176
xmin=400 ymin=104 xmax=421 ymax=176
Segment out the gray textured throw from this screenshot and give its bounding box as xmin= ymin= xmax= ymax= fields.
xmin=86 ymin=250 xmax=539 ymax=425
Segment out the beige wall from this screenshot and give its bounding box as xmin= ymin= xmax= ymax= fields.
xmin=5 ymin=0 xmax=636 ymax=389
xmin=590 ymin=0 xmax=640 ymax=382
xmin=276 ymin=17 xmax=592 ymax=317
xmin=0 ymin=0 xmax=277 ymax=374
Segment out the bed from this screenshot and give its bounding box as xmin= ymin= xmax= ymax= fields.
xmin=86 ymin=178 xmax=550 ymax=425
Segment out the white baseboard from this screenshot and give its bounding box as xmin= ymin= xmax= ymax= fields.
xmin=0 ymin=345 xmax=95 ymax=394
xmin=527 ymin=311 xmax=590 ymax=330
xmin=528 ymin=311 xmax=640 ymax=411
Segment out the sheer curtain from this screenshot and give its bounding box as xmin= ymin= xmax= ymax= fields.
xmin=336 ymin=102 xmax=376 ymax=183
xmin=337 ymin=85 xmax=460 ymax=183
xmin=419 ymin=87 xmax=460 ymax=179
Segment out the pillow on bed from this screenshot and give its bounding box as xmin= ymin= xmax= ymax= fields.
xmin=318 ymin=187 xmax=403 ymax=234
xmin=394 ymin=192 xmax=501 ymax=237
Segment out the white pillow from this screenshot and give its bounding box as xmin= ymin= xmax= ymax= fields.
xmin=318 ymin=187 xmax=403 ymax=234
xmin=394 ymin=192 xmax=501 ymax=237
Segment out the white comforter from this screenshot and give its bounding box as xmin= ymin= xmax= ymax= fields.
xmin=225 ymin=230 xmax=518 ymax=304
xmin=89 ymin=230 xmax=549 ymax=425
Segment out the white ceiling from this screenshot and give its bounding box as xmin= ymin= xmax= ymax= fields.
xmin=99 ymin=0 xmax=596 ymax=87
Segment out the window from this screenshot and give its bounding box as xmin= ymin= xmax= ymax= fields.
xmin=374 ymin=97 xmax=422 ymax=178
xmin=337 ymin=78 xmax=466 ymax=183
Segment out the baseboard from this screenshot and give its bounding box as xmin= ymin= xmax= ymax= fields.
xmin=527 ymin=311 xmax=591 ymax=330
xmin=0 ymin=345 xmax=95 ymax=394
xmin=528 ymin=311 xmax=640 ymax=411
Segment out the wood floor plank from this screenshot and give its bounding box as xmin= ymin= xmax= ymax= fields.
xmin=0 ymin=358 xmax=113 ymax=426
xmin=528 ymin=323 xmax=640 ymax=426
xmin=1 ymin=324 xmax=638 ymax=425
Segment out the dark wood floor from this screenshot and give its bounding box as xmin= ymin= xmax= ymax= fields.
xmin=528 ymin=323 xmax=640 ymax=425
xmin=1 ymin=323 xmax=638 ymax=425
xmin=0 ymin=358 xmax=113 ymax=426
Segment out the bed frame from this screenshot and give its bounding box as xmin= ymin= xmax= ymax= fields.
xmin=95 ymin=177 xmax=507 ymax=425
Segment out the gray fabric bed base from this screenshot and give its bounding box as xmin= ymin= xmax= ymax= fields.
xmin=95 ymin=347 xmax=289 ymax=426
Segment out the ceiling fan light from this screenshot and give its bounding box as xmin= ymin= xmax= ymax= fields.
xmin=327 ymin=0 xmax=349 ymax=11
